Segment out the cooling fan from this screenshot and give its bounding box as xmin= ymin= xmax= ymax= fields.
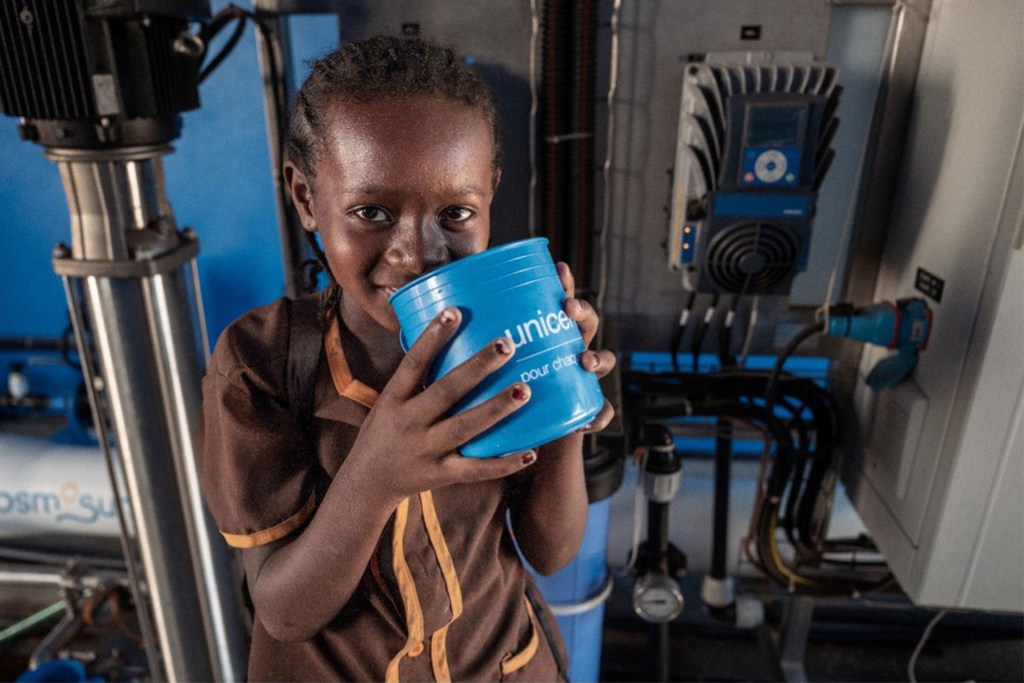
xmin=668 ymin=58 xmax=841 ymax=296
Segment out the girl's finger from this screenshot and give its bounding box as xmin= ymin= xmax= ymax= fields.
xmin=580 ymin=349 xmax=617 ymax=380
xmin=565 ymin=297 xmax=598 ymax=347
xmin=438 ymin=449 xmax=538 ymax=484
xmin=556 ymin=261 xmax=575 ymax=299
xmin=414 ymin=336 xmax=516 ymax=422
xmin=578 ymin=399 xmax=614 ymax=434
xmin=388 ymin=307 xmax=462 ymax=398
xmin=431 ymin=382 xmax=532 ymax=454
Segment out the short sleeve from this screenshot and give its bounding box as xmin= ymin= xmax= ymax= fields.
xmin=196 ymin=300 xmax=320 ymax=548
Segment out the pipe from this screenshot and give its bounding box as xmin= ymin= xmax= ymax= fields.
xmin=648 ymin=620 xmax=670 ymax=682
xmin=251 ymin=10 xmax=311 ymax=297
xmin=648 ymin=500 xmax=670 ymax=575
xmin=0 ymin=601 xmax=67 ymax=648
xmin=711 ymin=419 xmax=732 ymax=581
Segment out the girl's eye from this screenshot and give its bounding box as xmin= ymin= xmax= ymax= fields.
xmin=353 ymin=206 xmax=390 ymax=223
xmin=441 ymin=207 xmax=474 ymax=223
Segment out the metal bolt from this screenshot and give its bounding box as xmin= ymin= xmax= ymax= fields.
xmin=92 ymin=377 xmax=104 ymax=392
xmin=19 ymin=7 xmax=33 ymax=26
xmin=53 ymin=243 xmax=71 ymax=259
xmin=173 ymin=32 xmax=204 ymax=58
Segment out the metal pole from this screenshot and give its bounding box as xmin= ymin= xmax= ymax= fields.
xmin=59 ymin=271 xmax=164 ymax=679
xmin=48 ymin=146 xmax=246 ymax=682
xmin=252 ymin=11 xmax=308 ymax=297
xmin=711 ymin=419 xmax=732 ymax=581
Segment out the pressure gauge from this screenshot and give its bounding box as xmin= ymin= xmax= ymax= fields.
xmin=632 ymin=573 xmax=684 ymax=623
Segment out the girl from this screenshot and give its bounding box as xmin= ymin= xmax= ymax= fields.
xmin=199 ymin=36 xmax=615 ymax=682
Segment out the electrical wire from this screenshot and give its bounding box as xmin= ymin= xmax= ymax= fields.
xmin=669 ymin=291 xmax=697 ymax=372
xmin=717 ymin=294 xmax=738 ymax=369
xmin=621 ymin=369 xmax=889 ymax=592
xmin=595 ymin=0 xmax=622 ymax=350
xmin=691 ymin=293 xmax=719 ymax=372
xmin=614 ymin=445 xmax=650 ymax=577
xmin=762 ymin=506 xmax=828 ymax=589
xmin=198 ymin=13 xmax=247 ymax=83
xmin=908 ymin=608 xmax=949 ymax=683
xmin=737 ymin=295 xmax=759 ymax=367
xmin=728 ymin=416 xmax=772 ymax=574
xmin=764 ymin=320 xmax=825 ymax=412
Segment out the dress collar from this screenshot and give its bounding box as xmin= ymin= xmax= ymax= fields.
xmin=324 ymin=312 xmax=380 ymax=409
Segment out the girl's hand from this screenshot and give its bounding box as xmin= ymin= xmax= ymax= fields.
xmin=344 ymin=307 xmax=535 ymax=502
xmin=557 ymin=262 xmax=616 ymax=434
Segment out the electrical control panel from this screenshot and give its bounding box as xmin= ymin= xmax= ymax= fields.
xmin=668 ymin=59 xmax=840 ymax=296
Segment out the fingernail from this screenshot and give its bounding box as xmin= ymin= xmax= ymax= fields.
xmin=590 ymin=352 xmax=601 ymax=368
xmin=577 ymin=422 xmax=593 ymax=433
xmin=495 ymin=338 xmax=512 ymax=355
xmin=522 ymin=451 xmax=536 ymax=465
xmin=566 ymin=298 xmax=581 ymax=315
xmin=440 ymin=308 xmax=457 ymax=325
xmin=511 ymin=384 xmax=529 ymax=402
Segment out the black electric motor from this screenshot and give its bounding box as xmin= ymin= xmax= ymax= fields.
xmin=0 ymin=0 xmax=210 ymax=148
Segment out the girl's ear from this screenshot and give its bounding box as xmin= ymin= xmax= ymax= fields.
xmin=284 ymin=161 xmax=316 ymax=232
xmin=491 ymin=168 xmax=502 ymax=194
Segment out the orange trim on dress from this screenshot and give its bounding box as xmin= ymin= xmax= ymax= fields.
xmin=500 ymin=597 xmax=540 ymax=676
xmin=219 ymin=492 xmax=316 ymax=548
xmin=325 ymin=307 xmax=442 ymax=682
xmin=324 ymin=314 xmax=380 ymax=409
xmin=384 ymin=497 xmax=425 ymax=683
xmin=419 ymin=490 xmax=464 ymax=683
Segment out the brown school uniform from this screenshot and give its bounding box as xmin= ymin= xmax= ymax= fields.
xmin=198 ymin=298 xmax=569 ymax=682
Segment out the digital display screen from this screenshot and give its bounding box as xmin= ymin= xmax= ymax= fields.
xmin=746 ymin=105 xmax=803 ymax=147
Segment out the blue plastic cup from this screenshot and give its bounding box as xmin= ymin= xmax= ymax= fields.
xmin=389 ymin=237 xmax=604 ymax=457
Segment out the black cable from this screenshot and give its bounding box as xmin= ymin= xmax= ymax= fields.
xmin=764 ymin=320 xmax=825 ymax=411
xmin=199 ymin=14 xmax=248 ymax=83
xmin=669 ymin=291 xmax=697 ymax=372
xmin=691 ymin=293 xmax=719 ymax=372
xmin=779 ymin=398 xmax=812 ymax=549
xmin=637 ymin=397 xmax=795 ymax=497
xmin=622 ymin=368 xmax=889 ymax=591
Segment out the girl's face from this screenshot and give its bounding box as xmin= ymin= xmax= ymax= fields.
xmin=289 ymin=94 xmax=497 ymax=333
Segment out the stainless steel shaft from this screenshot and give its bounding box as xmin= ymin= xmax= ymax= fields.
xmin=47 ymin=146 xmax=246 ymax=682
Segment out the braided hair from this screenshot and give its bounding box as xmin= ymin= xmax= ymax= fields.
xmin=286 ymin=36 xmax=502 ymax=304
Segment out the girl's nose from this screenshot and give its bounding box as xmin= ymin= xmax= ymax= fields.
xmin=385 ymin=217 xmax=449 ymax=274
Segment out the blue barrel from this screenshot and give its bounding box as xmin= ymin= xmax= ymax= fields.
xmin=533 ymin=447 xmax=624 ymax=682
xmin=389 ymin=238 xmax=603 ymax=457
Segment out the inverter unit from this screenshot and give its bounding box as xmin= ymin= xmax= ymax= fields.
xmin=668 ymin=59 xmax=841 ymax=296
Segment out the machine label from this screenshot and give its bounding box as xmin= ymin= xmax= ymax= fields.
xmin=0 ymin=482 xmax=123 ymax=525
xmin=713 ymin=193 xmax=811 ymax=218
xmin=914 ymin=267 xmax=945 ymax=303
